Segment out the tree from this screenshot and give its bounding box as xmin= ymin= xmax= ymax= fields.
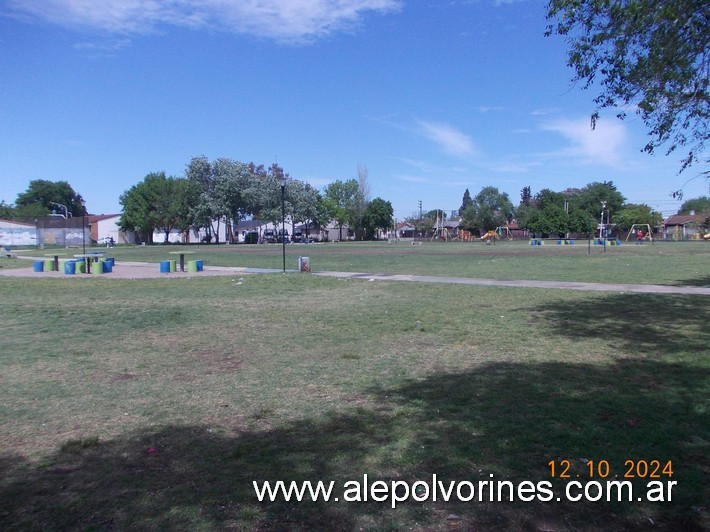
xmin=526 ymin=204 xmax=569 ymax=237
xmin=546 ymin=0 xmax=709 ymax=177
xmin=535 ymin=189 xmax=566 ymax=210
xmin=678 ymin=196 xmax=710 ymax=214
xmin=362 ymin=197 xmax=394 ymax=239
xmin=0 ymin=200 xmax=14 ymax=219
xmin=460 ymin=188 xmax=473 ymax=213
xmin=15 ymin=179 xmax=85 ymax=218
xmin=286 ymin=179 xmax=321 ymax=236
xmin=614 ymin=203 xmax=663 ymax=231
xmin=520 ymin=186 xmax=533 ymax=206
xmin=322 ymin=179 xmax=359 ymax=240
xmin=348 ymin=164 xmax=371 ymax=240
xmin=119 ymin=172 xmax=195 ymax=244
xmin=571 ymin=181 xmax=626 ymax=221
xmin=186 ymin=156 xmax=222 ymax=243
xmin=212 ymin=158 xmax=256 ymax=242
xmin=474 ymin=186 xmax=514 ymax=232
xmin=568 ymin=209 xmax=594 ymax=235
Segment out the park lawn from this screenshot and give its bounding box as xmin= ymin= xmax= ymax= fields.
xmin=0 ymin=272 xmax=707 ymax=530
xmin=12 ymin=239 xmax=710 ymax=285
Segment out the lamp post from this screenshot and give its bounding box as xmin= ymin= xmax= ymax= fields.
xmin=49 ymin=201 xmax=69 ymax=218
xmin=600 ymin=200 xmax=607 ymax=252
xmin=81 ymin=199 xmax=86 ymax=255
xmin=50 ymin=202 xmax=70 ymax=248
xmin=279 ymin=177 xmax=286 ymax=273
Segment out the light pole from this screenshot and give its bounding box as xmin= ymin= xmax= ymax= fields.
xmin=600 ymin=201 xmax=607 ymax=252
xmin=49 ymin=201 xmax=70 ymax=218
xmin=81 ymin=199 xmax=86 ymax=255
xmin=50 ymin=202 xmax=70 ymax=248
xmin=279 ymin=177 xmax=286 ymax=273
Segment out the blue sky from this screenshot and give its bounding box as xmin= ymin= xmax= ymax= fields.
xmin=1 ymin=0 xmax=706 ymax=220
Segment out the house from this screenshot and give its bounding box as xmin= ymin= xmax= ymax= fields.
xmin=321 ymin=221 xmax=352 ymax=242
xmin=396 ymin=222 xmax=415 ymax=239
xmin=662 ymin=213 xmax=708 ymax=240
xmin=89 ymin=214 xmax=135 ymax=245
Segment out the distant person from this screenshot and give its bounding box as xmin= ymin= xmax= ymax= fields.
xmin=636 ymin=230 xmax=644 ymax=245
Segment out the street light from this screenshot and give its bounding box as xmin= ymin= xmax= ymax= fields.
xmin=279 ymin=176 xmax=286 ymax=273
xmin=81 ymin=199 xmax=86 ymax=255
xmin=50 ymin=202 xmax=70 ymax=248
xmin=600 ymin=200 xmax=607 ymax=252
xmin=49 ymin=201 xmax=70 ymax=218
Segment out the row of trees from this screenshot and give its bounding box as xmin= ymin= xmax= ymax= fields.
xmin=119 ymin=157 xmax=394 ymax=243
xmin=412 ymin=183 xmax=707 ymax=239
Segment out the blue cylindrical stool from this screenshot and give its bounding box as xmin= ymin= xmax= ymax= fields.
xmin=196 ymin=260 xmax=203 ymax=272
xmin=33 ymin=260 xmax=44 ymax=272
xmin=159 ymin=260 xmax=171 ymax=273
xmin=64 ymin=261 xmax=76 ymax=275
xmin=102 ymin=260 xmax=113 ymax=273
xmin=105 ymin=257 xmax=115 ymax=267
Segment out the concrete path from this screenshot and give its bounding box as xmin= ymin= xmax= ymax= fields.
xmin=2 ymin=259 xmax=709 ymax=295
xmin=312 ymin=271 xmax=710 ymax=296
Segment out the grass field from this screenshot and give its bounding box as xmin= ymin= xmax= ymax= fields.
xmin=1 ymin=242 xmax=708 ymax=530
xmin=9 ymin=239 xmax=710 ymax=285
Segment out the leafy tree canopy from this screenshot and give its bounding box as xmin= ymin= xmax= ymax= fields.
xmin=571 ymin=181 xmax=626 ymax=220
xmin=322 ymin=179 xmax=359 ymax=229
xmin=119 ymin=172 xmax=196 ymax=243
xmin=15 ymin=179 xmax=85 ymax=218
xmin=613 ymin=203 xmax=663 ymax=231
xmin=678 ymin=196 xmax=710 ymax=214
xmin=363 ymin=197 xmax=394 ymax=239
xmin=546 ymin=0 xmax=709 ymax=175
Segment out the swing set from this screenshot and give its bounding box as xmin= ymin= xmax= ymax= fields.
xmin=624 ymin=224 xmax=654 ymax=242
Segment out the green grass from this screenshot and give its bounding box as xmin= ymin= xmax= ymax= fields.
xmin=0 ymin=247 xmax=708 ymax=530
xmin=9 ymin=239 xmax=710 ymax=285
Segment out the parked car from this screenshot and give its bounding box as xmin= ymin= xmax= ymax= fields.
xmin=262 ymin=229 xmax=277 ymax=243
xmin=277 ymin=229 xmax=290 ymax=244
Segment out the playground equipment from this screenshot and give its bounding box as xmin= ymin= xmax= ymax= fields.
xmin=480 ymin=230 xmax=497 ymax=241
xmin=479 ymin=227 xmax=512 ymax=242
xmin=625 ymin=224 xmax=653 ymax=242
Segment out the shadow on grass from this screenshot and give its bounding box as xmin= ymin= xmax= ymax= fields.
xmin=672 ymin=274 xmax=710 ymax=288
xmin=2 ymin=358 xmax=707 ymax=530
xmin=531 ymin=293 xmax=710 ymax=355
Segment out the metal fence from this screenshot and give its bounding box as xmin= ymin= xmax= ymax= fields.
xmin=2 ymin=216 xmax=90 ymax=249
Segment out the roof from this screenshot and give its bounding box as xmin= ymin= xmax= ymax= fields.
xmin=88 ymin=214 xmax=122 ymax=222
xmin=663 ymin=214 xmax=707 ymax=226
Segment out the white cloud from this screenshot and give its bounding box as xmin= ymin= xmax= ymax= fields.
xmin=541 ymin=117 xmax=629 ymax=167
xmin=395 ymin=174 xmax=434 ymax=184
xmin=5 ymin=0 xmax=402 ymax=43
xmin=416 ymin=120 xmax=477 ymax=158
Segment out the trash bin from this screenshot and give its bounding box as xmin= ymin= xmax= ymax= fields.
xmin=159 ymin=260 xmax=171 ymax=273
xmin=298 ymin=256 xmax=310 ymax=272
xmin=33 ymin=260 xmax=44 ymax=272
xmin=64 ymin=261 xmax=76 ymax=275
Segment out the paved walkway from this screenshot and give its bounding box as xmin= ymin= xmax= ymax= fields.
xmin=313 ymin=271 xmax=710 ymax=296
xmin=2 ymin=259 xmax=709 ymax=295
